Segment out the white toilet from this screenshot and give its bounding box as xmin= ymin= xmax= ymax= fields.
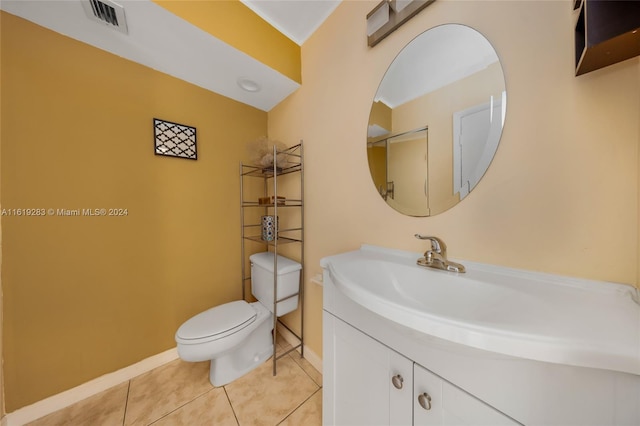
xmin=175 ymin=252 xmax=302 ymax=386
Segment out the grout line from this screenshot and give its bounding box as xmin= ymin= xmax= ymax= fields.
xmin=286 ymin=351 xmax=322 ymax=388
xmin=223 ymin=387 xmax=240 ymax=426
xmin=275 ymin=387 xmax=321 ymax=426
xmin=146 ymin=388 xmax=216 ymax=425
xmin=122 ymin=381 xmax=131 ymax=426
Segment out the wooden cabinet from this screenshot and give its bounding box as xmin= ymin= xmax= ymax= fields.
xmin=574 ymin=0 xmax=640 ymax=76
xmin=323 ymin=312 xmax=519 ymax=425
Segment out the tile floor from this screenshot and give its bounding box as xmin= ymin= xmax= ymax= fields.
xmin=27 ymin=339 xmax=322 ymax=426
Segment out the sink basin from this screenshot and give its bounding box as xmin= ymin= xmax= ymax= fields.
xmin=321 ymin=245 xmax=640 ymax=375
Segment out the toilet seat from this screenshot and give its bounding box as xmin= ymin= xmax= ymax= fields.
xmin=176 ymin=300 xmax=257 ymax=345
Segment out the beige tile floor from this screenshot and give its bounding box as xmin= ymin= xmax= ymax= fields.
xmin=27 ymin=339 xmax=322 ymax=426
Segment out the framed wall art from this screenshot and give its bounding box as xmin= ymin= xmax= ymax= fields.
xmin=153 ymin=118 xmax=197 ymax=160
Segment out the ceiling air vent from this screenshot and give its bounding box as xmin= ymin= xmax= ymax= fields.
xmin=81 ymin=0 xmax=128 ymax=34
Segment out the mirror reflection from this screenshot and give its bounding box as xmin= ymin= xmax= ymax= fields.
xmin=367 ymin=24 xmax=507 ymax=216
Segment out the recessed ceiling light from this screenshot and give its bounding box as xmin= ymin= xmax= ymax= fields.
xmin=237 ymin=77 xmax=261 ymax=92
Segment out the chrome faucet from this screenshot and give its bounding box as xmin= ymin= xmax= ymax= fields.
xmin=414 ymin=234 xmax=466 ymax=273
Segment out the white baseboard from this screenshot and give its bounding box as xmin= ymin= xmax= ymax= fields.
xmin=276 ymin=323 xmax=322 ymax=374
xmin=5 ymin=348 xmax=179 ymax=426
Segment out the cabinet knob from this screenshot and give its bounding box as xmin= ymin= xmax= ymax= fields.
xmin=418 ymin=392 xmax=432 ymax=410
xmin=391 ymin=374 xmax=404 ymax=389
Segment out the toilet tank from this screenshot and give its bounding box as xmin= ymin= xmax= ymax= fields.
xmin=250 ymin=252 xmax=302 ymax=317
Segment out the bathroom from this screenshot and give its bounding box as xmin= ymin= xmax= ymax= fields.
xmin=1 ymin=0 xmax=639 ymax=424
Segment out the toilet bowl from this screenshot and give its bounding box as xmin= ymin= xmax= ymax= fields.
xmin=175 ymin=252 xmax=301 ymax=386
xmin=176 ymin=300 xmax=273 ymax=386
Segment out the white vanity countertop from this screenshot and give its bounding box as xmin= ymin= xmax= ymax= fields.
xmin=321 ymin=245 xmax=640 ymax=375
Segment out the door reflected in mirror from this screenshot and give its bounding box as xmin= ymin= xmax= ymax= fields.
xmin=367 ymin=24 xmax=506 ymax=216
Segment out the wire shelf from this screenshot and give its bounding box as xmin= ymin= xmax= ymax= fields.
xmin=240 ymin=141 xmax=304 ymax=378
xmin=243 ymin=235 xmax=302 ymax=245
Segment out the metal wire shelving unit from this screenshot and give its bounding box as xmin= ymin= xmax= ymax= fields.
xmin=239 ymin=142 xmax=304 ymax=376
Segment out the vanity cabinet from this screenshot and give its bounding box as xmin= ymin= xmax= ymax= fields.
xmin=324 ymin=312 xmax=519 ymax=426
xmin=322 ymin=246 xmax=640 ymax=425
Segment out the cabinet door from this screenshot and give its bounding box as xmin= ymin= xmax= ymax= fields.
xmin=389 ymin=350 xmax=413 ymax=426
xmin=324 ymin=313 xmax=413 ymax=426
xmin=413 ymin=362 xmax=444 ymax=425
xmin=414 ymin=364 xmax=519 ymax=426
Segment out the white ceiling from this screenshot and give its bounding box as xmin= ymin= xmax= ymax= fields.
xmin=242 ymin=0 xmax=341 ymax=46
xmin=1 ymin=0 xmax=341 ymax=112
xmin=375 ymin=24 xmax=500 ymax=109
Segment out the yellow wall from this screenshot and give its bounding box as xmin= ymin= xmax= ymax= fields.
xmin=268 ymin=0 xmax=640 ymax=358
xmin=1 ymin=12 xmax=266 ymax=411
xmin=154 ymin=0 xmax=301 ymax=84
xmin=368 ymin=101 xmax=392 ymax=130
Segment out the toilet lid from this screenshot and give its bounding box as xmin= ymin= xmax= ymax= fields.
xmin=176 ymin=300 xmax=257 ymax=342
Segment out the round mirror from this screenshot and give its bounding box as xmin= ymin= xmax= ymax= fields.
xmin=367 ymin=24 xmax=506 ymax=216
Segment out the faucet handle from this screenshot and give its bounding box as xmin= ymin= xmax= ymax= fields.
xmin=414 ymin=234 xmax=447 ymax=255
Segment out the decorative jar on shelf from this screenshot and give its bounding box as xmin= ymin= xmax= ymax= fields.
xmin=261 ymin=215 xmax=278 ymax=242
